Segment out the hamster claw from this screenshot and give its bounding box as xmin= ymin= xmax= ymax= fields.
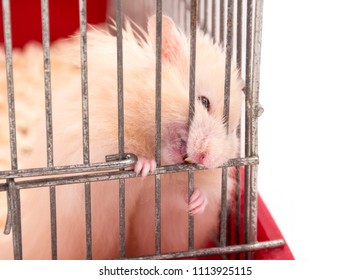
xmin=185 ymin=188 xmax=208 ymax=215
xmin=133 ymin=157 xmax=157 ymax=178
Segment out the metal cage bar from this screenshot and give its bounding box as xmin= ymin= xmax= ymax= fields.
xmin=7 ymin=179 xmax=22 ymax=259
xmin=154 ymin=0 xmax=162 ymax=255
xmin=1 ymin=0 xmax=23 ymax=260
xmin=211 ymin=0 xmax=216 ymax=40
xmin=40 ymin=0 xmax=58 ymax=260
xmin=219 ymin=0 xmax=235 ymax=249
xmin=187 ymin=0 xmax=198 ymax=251
xmin=1 ymin=0 xmax=17 ymax=171
xmin=234 ymin=0 xmax=243 ymax=258
xmin=78 ymin=0 xmax=93 ymax=260
xmin=219 ymin=0 xmax=225 ymax=44
xmin=133 ymin=238 xmax=284 ymax=260
xmin=244 ymin=0 xmax=264 ymax=259
xmin=114 ymin=0 xmax=127 ymax=258
xmin=0 ymin=157 xmax=259 ymax=190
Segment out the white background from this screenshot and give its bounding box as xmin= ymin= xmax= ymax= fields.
xmin=258 ymin=0 xmax=351 ymax=260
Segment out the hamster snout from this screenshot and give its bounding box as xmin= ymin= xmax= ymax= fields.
xmin=186 ymin=107 xmax=236 ymax=169
xmin=161 ymin=112 xmax=236 ymax=169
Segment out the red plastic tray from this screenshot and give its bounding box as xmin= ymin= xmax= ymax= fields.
xmin=205 ymin=167 xmax=294 ymax=260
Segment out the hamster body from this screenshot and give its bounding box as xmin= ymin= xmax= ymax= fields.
xmin=0 ymin=15 xmax=243 ymax=259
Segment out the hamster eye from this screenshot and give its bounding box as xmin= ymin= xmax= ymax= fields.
xmin=198 ymin=96 xmax=210 ymax=111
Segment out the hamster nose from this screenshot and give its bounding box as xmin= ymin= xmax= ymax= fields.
xmin=190 ymin=152 xmax=206 ymax=165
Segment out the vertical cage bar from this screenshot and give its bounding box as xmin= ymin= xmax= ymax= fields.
xmin=251 ymin=0 xmax=264 ymax=155
xmin=188 ymin=0 xmax=197 ymax=123
xmin=154 ymin=0 xmax=162 ymax=255
xmin=223 ymin=0 xmax=234 ymax=131
xmin=236 ymin=0 xmax=243 ymax=70
xmin=1 ymin=0 xmax=22 ymax=258
xmin=211 ymin=0 xmax=216 ymax=40
xmin=79 ymin=0 xmax=92 ymax=260
xmin=187 ymin=171 xmax=194 ymax=250
xmin=244 ymin=0 xmax=264 ymax=259
xmin=115 ymin=0 xmax=126 ymax=258
xmin=49 ymin=193 xmax=57 ymax=259
xmin=219 ymin=168 xmax=228 ymax=247
xmin=2 ymin=0 xmax=17 ymax=171
xmin=244 ymin=0 xmax=254 ymax=259
xmin=197 ymin=0 xmax=201 ymax=25
xmin=203 ymin=0 xmax=208 ymax=32
xmin=249 ymin=0 xmax=264 ymax=248
xmin=177 ymin=0 xmax=181 ymax=29
xmin=234 ymin=165 xmax=242 ymax=258
xmin=234 ymin=0 xmax=243 ymax=259
xmin=115 ymin=3 xmax=124 ymax=156
xmin=40 ymin=0 xmax=58 ymax=260
xmin=3 ymin=189 xmax=11 ymax=234
xmin=184 ymin=0 xmax=189 ymax=34
xmin=187 ymin=0 xmax=197 ymax=251
xmin=79 ymin=0 xmax=89 ymax=164
xmin=8 ymin=179 xmax=22 ymax=259
xmin=83 ymin=183 xmax=92 ymax=259
xmin=41 ymin=0 xmax=53 ymax=166
xmin=219 ymin=0 xmax=234 ymax=248
xmin=219 ymin=0 xmax=225 ymax=44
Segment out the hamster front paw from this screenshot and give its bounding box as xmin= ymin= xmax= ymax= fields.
xmin=133 ymin=157 xmax=157 ymax=177
xmin=184 ymin=188 xmax=208 ymax=215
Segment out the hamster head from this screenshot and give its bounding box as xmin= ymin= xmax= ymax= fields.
xmin=147 ymin=15 xmax=244 ymax=169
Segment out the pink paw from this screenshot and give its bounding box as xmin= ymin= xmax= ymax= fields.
xmin=184 ymin=188 xmax=208 ymax=215
xmin=133 ymin=157 xmax=156 ymax=177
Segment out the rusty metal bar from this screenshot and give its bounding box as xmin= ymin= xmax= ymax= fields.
xmin=154 ymin=0 xmax=162 ymax=255
xmin=78 ymin=0 xmax=93 ymax=260
xmin=203 ymin=0 xmax=208 ymax=32
xmin=133 ymin=238 xmax=285 ymax=260
xmin=244 ymin=0 xmax=264 ymax=259
xmin=211 ymin=0 xmax=216 ymax=40
xmin=0 ymin=153 xmax=137 ymax=180
xmin=0 ymin=156 xmax=258 ymax=187
xmin=219 ymin=0 xmax=234 ymax=248
xmin=219 ymin=0 xmax=225 ymax=44
xmin=7 ymin=180 xmax=22 ymax=259
xmin=236 ymin=0 xmax=243 ymax=70
xmin=40 ymin=0 xmax=58 ymax=260
xmin=187 ymin=0 xmax=198 ymax=251
xmin=1 ymin=0 xmax=17 ymax=171
xmin=1 ymin=0 xmax=22 ymax=259
xmin=115 ymin=0 xmax=126 ymax=258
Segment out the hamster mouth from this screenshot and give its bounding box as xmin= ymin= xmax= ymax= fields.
xmin=163 ymin=124 xmax=189 ymax=165
xmin=172 ymin=135 xmax=188 ymax=164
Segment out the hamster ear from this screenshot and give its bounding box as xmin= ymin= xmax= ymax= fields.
xmin=148 ymin=15 xmax=185 ymax=63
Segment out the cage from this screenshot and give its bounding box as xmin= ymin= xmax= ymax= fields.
xmin=0 ymin=0 xmax=293 ymax=260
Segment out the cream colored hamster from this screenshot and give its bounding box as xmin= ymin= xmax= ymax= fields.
xmin=0 ymin=15 xmax=243 ymax=259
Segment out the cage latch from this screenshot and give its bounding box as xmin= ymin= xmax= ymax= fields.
xmin=105 ymin=152 xmax=138 ymax=168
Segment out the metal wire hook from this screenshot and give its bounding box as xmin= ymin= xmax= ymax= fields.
xmin=105 ymin=152 xmax=138 ymax=167
xmin=3 ymin=186 xmax=12 ymax=235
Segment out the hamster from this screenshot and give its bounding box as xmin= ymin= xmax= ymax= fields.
xmin=125 ymin=15 xmax=243 ymax=257
xmin=0 ymin=15 xmax=243 ymax=259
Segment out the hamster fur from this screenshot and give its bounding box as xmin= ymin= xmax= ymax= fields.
xmin=0 ymin=15 xmax=243 ymax=259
